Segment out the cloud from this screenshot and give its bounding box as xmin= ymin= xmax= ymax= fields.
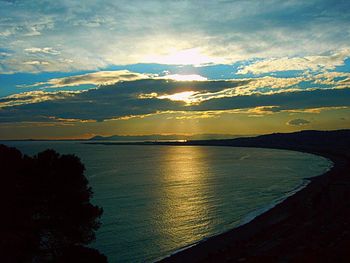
xmin=24 ymin=47 xmax=60 ymax=55
xmin=115 ymin=107 xmax=278 ymax=121
xmin=139 ymin=76 xmax=308 ymax=105
xmin=97 ymin=106 xmax=335 ymax=121
xmin=20 ymin=70 xmax=153 ymax=88
xmin=25 ymin=69 xmax=350 ymax=105
xmin=144 ymin=48 xmax=224 ymax=65
xmin=0 ymin=50 xmax=12 ymax=58
xmin=237 ymin=49 xmax=350 ymax=75
xmin=157 ymin=91 xmax=200 ymax=105
xmin=0 ymin=90 xmax=83 ymax=108
xmin=281 ymin=106 xmax=349 ymax=114
xmin=1 ymin=1 xmax=350 ymax=73
xmin=23 ymin=61 xmax=49 ymax=65
xmin=313 ymin=71 xmax=350 ymax=88
xmin=46 ymin=116 xmax=96 ymax=124
xmin=287 ymin=118 xmax=311 ymax=126
xmin=1 ymin=79 xmax=350 ymax=123
xmin=159 ymin=74 xmax=208 ymax=81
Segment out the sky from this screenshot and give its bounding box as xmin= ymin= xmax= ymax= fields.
xmin=1 ymin=0 xmax=350 ymax=139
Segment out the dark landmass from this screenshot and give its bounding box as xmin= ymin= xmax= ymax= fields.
xmin=89 ymin=133 xmax=248 ymax=141
xmin=154 ymin=129 xmax=350 ymax=262
xmin=0 ymin=145 xmax=106 ymax=263
xmin=0 ymin=133 xmax=250 ymax=142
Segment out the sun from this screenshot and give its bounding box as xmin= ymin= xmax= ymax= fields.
xmin=145 ymin=48 xmax=222 ymax=65
xmin=158 ymin=91 xmax=199 ymax=105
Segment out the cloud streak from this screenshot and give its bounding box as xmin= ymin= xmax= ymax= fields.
xmin=139 ymin=76 xmax=313 ymax=105
xmin=1 ymin=78 xmax=350 ymax=123
xmin=0 ymin=90 xmax=84 ymax=108
xmin=287 ymin=118 xmax=311 ymax=126
xmin=19 ymin=70 xmax=153 ymax=88
xmin=237 ymin=49 xmax=350 ymax=75
xmin=24 ymin=47 xmax=60 ymax=55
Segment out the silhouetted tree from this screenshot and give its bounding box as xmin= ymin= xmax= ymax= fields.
xmin=56 ymin=245 xmax=108 ymax=263
xmin=0 ymin=145 xmax=106 ymax=263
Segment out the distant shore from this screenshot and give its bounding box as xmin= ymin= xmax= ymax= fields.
xmin=153 ymin=130 xmax=350 ymax=262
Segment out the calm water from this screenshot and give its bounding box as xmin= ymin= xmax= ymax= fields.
xmin=2 ymin=141 xmax=332 ymax=263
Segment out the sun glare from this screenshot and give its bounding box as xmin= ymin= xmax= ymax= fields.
xmin=158 ymin=91 xmax=198 ymax=105
xmin=145 ymin=48 xmax=222 ymax=65
xmin=162 ymin=74 xmax=208 ymax=81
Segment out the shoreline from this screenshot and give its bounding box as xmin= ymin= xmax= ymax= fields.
xmin=85 ymin=141 xmax=336 ymax=262
xmin=2 ymin=130 xmax=349 ymax=262
xmin=159 ymin=161 xmax=331 ymax=262
xmin=157 ymin=177 xmax=311 ymax=262
xmin=156 ymin=150 xmax=335 ymax=263
xmin=156 ymin=130 xmax=350 ymax=262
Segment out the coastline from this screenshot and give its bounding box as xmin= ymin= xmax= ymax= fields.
xmin=156 ymin=130 xmax=350 ymax=262
xmin=158 ymin=162 xmax=331 ymax=262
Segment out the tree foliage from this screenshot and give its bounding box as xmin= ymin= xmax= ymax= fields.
xmin=0 ymin=145 xmax=106 ymax=263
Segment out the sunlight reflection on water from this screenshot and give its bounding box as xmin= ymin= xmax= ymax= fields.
xmin=1 ymin=142 xmax=332 ymax=263
xmin=157 ymin=147 xmax=210 ymax=247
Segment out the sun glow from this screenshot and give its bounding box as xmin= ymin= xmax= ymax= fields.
xmin=145 ymin=48 xmax=222 ymax=65
xmin=162 ymin=74 xmax=208 ymax=81
xmin=158 ymin=91 xmax=199 ymax=105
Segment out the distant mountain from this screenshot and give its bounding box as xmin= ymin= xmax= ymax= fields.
xmin=89 ymin=134 xmax=251 ymax=141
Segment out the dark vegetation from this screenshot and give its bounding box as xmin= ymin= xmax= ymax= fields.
xmin=0 ymin=145 xmax=107 ymax=263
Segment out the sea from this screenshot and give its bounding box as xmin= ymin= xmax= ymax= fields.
xmin=1 ymin=141 xmax=332 ymax=263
